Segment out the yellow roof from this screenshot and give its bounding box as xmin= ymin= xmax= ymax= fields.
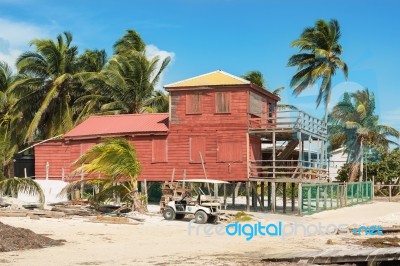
xmin=164 ymin=70 xmax=250 ymax=88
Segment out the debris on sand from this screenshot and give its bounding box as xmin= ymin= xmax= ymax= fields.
xmin=360 ymin=236 xmax=400 ymax=248
xmin=0 ymin=221 xmax=65 ymax=252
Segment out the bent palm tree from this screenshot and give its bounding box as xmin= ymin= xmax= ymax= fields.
xmin=61 ymin=138 xmax=146 ymax=213
xmin=329 ymin=89 xmax=399 ymax=181
xmin=0 ymin=177 xmax=45 ymax=204
xmin=288 ymin=19 xmax=348 ymax=122
xmin=10 ymin=32 xmax=92 ymax=142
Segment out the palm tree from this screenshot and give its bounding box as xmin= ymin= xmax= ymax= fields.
xmin=242 ymin=70 xmax=266 ymax=88
xmin=61 ymin=138 xmax=146 ymax=213
xmin=0 ymin=177 xmax=45 ymax=204
xmin=288 ymin=19 xmax=348 ymax=122
xmin=0 ymin=61 xmax=23 ymax=178
xmin=242 ymin=70 xmax=297 ymax=110
xmin=145 ymin=90 xmax=169 ymax=113
xmin=329 ymin=89 xmax=399 ymax=181
xmin=85 ymin=30 xmax=171 ymax=114
xmin=10 ymin=32 xmax=92 ymax=142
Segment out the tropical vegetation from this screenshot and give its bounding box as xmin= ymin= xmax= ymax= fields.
xmin=288 ymin=19 xmax=348 ymax=122
xmin=0 ymin=30 xmax=170 ymax=180
xmin=329 ymin=89 xmax=399 ymax=181
xmin=61 ymin=138 xmax=146 ymax=213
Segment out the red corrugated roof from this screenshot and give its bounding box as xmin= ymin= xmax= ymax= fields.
xmin=64 ymin=113 xmax=169 ymax=139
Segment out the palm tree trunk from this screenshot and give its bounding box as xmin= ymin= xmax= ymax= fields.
xmin=130 ymin=189 xmax=147 ymax=213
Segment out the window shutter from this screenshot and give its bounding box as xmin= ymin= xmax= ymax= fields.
xmin=152 ymin=138 xmax=168 ymax=163
xmin=216 ymin=92 xmax=230 ymax=113
xmin=190 ymin=136 xmax=206 ymax=163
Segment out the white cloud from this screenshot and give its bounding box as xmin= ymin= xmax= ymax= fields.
xmin=145 ymin=44 xmax=175 ymax=90
xmin=0 ymin=18 xmax=50 ymax=70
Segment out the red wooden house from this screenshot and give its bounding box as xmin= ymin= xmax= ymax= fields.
xmin=34 ymin=70 xmax=279 ymax=182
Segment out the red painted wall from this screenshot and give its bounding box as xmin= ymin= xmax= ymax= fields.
xmin=34 ymin=85 xmax=275 ymax=182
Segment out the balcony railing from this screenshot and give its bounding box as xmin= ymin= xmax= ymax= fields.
xmin=248 ymin=111 xmax=327 ymax=138
xmin=249 ymin=159 xmax=328 ymax=179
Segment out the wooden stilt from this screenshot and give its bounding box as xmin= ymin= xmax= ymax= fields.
xmin=267 ymin=182 xmax=271 ymax=210
xmin=291 ymin=183 xmax=295 ymax=212
xmin=271 ymin=182 xmax=276 ymax=213
xmin=232 ymin=182 xmax=236 ymax=207
xmin=223 ymin=184 xmax=227 ymax=210
xmin=283 ymin=182 xmax=287 ymax=213
xmin=246 ymin=181 xmax=250 ymax=212
xmin=261 ymin=182 xmax=265 ymax=208
xmin=251 ymin=182 xmax=257 ymax=210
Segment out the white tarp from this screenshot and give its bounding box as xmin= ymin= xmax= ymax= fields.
xmin=18 ymin=180 xmax=68 ymax=204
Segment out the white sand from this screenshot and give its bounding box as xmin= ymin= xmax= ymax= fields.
xmin=1 ymin=201 xmax=399 ymax=265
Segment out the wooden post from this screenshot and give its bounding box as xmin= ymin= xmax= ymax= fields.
xmin=144 ymin=179 xmax=148 ymax=204
xmin=291 ymin=183 xmax=295 ymax=212
xmin=272 ymin=131 xmax=276 ymax=179
xmin=61 ymin=168 xmax=65 ymax=182
xmin=372 ymin=176 xmax=375 ymax=200
xmin=232 ymin=182 xmax=236 ymax=207
xmin=282 ymin=182 xmax=287 ymax=213
xmin=344 ymin=183 xmax=348 ymax=207
xmin=80 ymin=165 xmax=84 ymax=199
xmin=389 ymin=185 xmax=392 ymax=202
xmin=267 ymin=182 xmax=271 ymax=210
xmin=24 ymin=168 xmax=27 ymax=178
xmin=298 ymin=183 xmax=302 ymax=215
xmin=223 ymin=184 xmax=227 ymax=210
xmin=316 ymin=185 xmax=320 ymax=211
xmin=271 ymin=182 xmax=276 ymax=213
xmin=214 ymin=183 xmax=219 ymax=199
xmin=261 ymin=182 xmax=265 ymax=208
xmin=252 ymin=182 xmax=257 ymax=210
xmin=45 ymin=162 xmax=49 ymax=181
xmin=246 ymin=181 xmax=250 ymax=211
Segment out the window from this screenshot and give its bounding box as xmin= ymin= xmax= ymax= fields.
xmin=152 ymin=138 xmax=168 ymax=163
xmin=217 ymin=141 xmax=242 ymax=162
xmin=190 ymin=136 xmax=206 ymax=163
xmin=249 ymin=91 xmax=263 ymax=115
xmin=215 ymin=92 xmax=230 ymax=113
xmin=186 ymin=93 xmax=202 ymax=114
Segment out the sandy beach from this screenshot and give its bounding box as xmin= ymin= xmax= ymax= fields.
xmin=0 ymin=201 xmax=399 ymax=265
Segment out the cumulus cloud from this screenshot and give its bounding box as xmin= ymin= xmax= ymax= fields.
xmin=145 ymin=44 xmax=175 ymax=90
xmin=0 ymin=18 xmax=50 ymax=70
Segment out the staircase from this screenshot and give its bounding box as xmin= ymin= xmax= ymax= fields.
xmin=277 ymin=140 xmax=299 ymax=160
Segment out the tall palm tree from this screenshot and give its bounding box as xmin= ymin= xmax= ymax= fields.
xmin=288 ymin=19 xmax=348 ymax=122
xmin=10 ymin=32 xmax=91 ymax=142
xmin=329 ymin=89 xmax=399 ymax=181
xmin=86 ymin=30 xmax=171 ymax=114
xmin=61 ymin=138 xmax=146 ymax=213
xmin=0 ymin=61 xmax=23 ymax=178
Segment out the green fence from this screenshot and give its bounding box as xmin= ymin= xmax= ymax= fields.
xmin=300 ymin=181 xmax=373 ymax=215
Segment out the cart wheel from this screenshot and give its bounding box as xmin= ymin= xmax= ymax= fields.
xmin=195 ymin=210 xmax=208 ymax=224
xmin=175 ymin=214 xmax=185 ymax=220
xmin=163 ymin=207 xmax=176 ymax=220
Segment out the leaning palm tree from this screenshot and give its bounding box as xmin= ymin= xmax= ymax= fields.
xmin=61 ymin=138 xmax=146 ymax=213
xmin=288 ymin=19 xmax=348 ymax=122
xmin=0 ymin=61 xmax=24 ymax=178
xmin=329 ymin=89 xmax=399 ymax=181
xmin=0 ymin=177 xmax=45 ymax=205
xmin=10 ymin=32 xmax=93 ymax=142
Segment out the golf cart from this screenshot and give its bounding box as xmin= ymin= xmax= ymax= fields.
xmin=162 ymin=179 xmax=229 ymax=224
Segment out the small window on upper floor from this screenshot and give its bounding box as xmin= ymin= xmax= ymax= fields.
xmin=186 ymin=93 xmax=202 ymax=114
xmin=215 ymin=92 xmax=230 ymax=113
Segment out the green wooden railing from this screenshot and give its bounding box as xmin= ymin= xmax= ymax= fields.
xmin=300 ymin=181 xmax=373 ymax=215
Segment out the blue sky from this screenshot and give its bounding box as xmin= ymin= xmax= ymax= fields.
xmin=1 ymin=0 xmax=399 ymax=128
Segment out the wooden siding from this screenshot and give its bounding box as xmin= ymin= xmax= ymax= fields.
xmin=34 ymin=85 xmax=276 ymax=182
